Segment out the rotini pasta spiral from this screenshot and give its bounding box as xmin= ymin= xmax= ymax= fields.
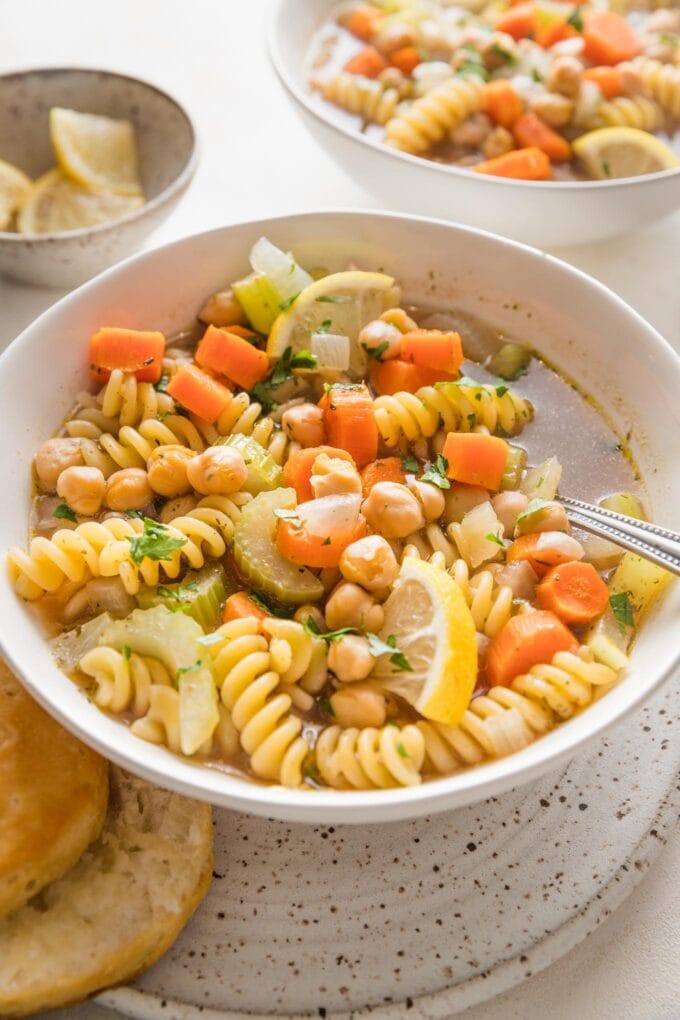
xmin=373 ymin=380 xmax=532 ymax=448
xmin=130 ymin=685 xmax=183 ymax=753
xmin=587 ymin=95 xmax=665 ymax=131
xmin=80 ymin=416 xmax=206 ymax=477
xmin=190 ymin=392 xmax=297 ymax=466
xmin=402 ymin=524 xmax=458 ymax=568
xmin=97 ymin=369 xmax=175 ymax=429
xmin=314 ymin=724 xmax=425 ymax=789
xmin=262 ymin=617 xmax=318 ymax=711
xmin=209 ymin=618 xmax=311 ymax=787
xmin=628 ymin=57 xmax=680 ymax=119
xmin=79 ymin=646 xmax=171 ymax=715
xmin=385 ymin=75 xmax=485 ymax=154
xmin=316 ymin=73 xmax=400 ymax=125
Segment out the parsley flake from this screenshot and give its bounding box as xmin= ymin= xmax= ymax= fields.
xmin=315 ymin=320 xmax=333 ymax=335
xmin=304 ymin=617 xmax=356 ymax=643
xmin=495 ymin=383 xmax=509 ymax=397
xmin=601 ymin=160 xmax=611 ymax=178
xmin=362 ymin=340 xmax=389 ymax=362
xmin=126 ymin=509 xmax=144 ymax=519
xmin=319 ymin=697 xmax=335 ymax=717
xmin=567 ymin=7 xmax=583 ymax=31
xmin=122 ymin=644 xmax=132 ymax=661
xmin=400 ymin=453 xmax=419 ymax=473
xmin=610 ymin=591 xmax=634 ymax=633
xmin=154 ymin=374 xmax=170 ymax=393
xmin=366 ymin=633 xmax=412 ymax=673
xmin=176 ymin=662 xmax=201 ymax=678
xmin=315 ymin=295 xmax=349 ymax=304
xmin=420 ymin=454 xmax=451 ymax=490
xmin=485 ymin=532 xmax=505 ymax=548
xmin=396 ymin=742 xmax=409 ymax=759
xmin=126 ymin=518 xmax=187 ymax=566
xmin=53 ymin=502 xmax=77 ymax=523
xmin=278 ymin=292 xmax=300 ymax=311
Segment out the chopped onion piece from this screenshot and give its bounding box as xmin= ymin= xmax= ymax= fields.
xmin=451 ymin=500 xmax=505 ymax=569
xmin=311 ymin=332 xmax=350 ymax=372
xmin=249 ymin=236 xmax=313 ymax=302
xmin=298 ymin=493 xmax=362 ymax=538
xmin=521 ymin=456 xmax=562 ymax=501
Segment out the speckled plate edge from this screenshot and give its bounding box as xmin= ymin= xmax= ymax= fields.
xmin=101 ymin=764 xmax=679 ymax=1020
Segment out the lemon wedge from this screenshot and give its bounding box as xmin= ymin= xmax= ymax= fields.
xmin=573 ymin=127 xmax=679 ymax=180
xmin=18 ymin=168 xmax=144 ymax=235
xmin=266 ymin=270 xmax=400 ymax=379
xmin=371 ymin=557 xmax=478 ymax=726
xmin=50 ymin=107 xmax=143 ymax=196
xmin=0 ymin=158 xmax=32 ymax=230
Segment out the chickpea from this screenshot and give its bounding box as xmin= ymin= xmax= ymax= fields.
xmin=380 ymin=307 xmax=418 ymax=334
xmin=146 ymin=445 xmax=196 ymax=497
xmin=294 ymin=604 xmax=326 ymax=632
xmin=547 ymin=56 xmax=584 ymax=99
xmin=330 ymin=685 xmax=387 ymax=729
xmin=406 ymin=477 xmax=446 ymax=523
xmin=480 ymin=125 xmax=515 ymax=161
xmin=325 ymin=582 xmax=384 ymax=632
xmin=197 ymin=287 xmax=246 ymax=327
xmin=281 ymin=402 xmax=325 ymax=448
xmin=450 ymin=112 xmax=493 ymax=148
xmin=340 ymin=535 xmax=398 ymax=592
xmin=358 ymin=319 xmax=402 ymax=361
xmin=491 ymin=490 xmax=529 ymax=537
xmin=186 ymin=446 xmax=248 ymax=495
xmin=56 ymin=465 xmax=106 ymax=517
xmin=528 ymin=92 xmax=573 ymax=129
xmin=105 ymin=468 xmax=153 ymax=512
xmin=362 ymin=481 xmax=425 ymax=539
xmin=327 ymin=634 xmax=374 ymax=683
xmin=35 ymin=438 xmax=84 ymax=492
xmin=647 ymin=10 xmax=680 ymax=34
xmin=310 ymin=454 xmax=362 ymax=499
xmin=159 ymin=494 xmax=199 ymax=524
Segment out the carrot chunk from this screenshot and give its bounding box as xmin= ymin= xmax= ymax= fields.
xmin=442 ymin=432 xmax=509 ymax=491
xmin=282 ymin=446 xmax=355 ymax=503
xmin=482 ymin=80 xmax=524 ymax=129
xmin=360 ymin=457 xmax=406 ymax=497
xmin=400 ymin=329 xmax=464 ymax=374
xmin=474 ymin=147 xmax=551 ymax=181
xmin=582 ymin=10 xmax=641 ymax=66
xmin=344 ymin=45 xmax=388 ymax=78
xmin=487 ymin=610 xmax=578 ymax=687
xmin=166 ymin=364 xmax=231 ymax=424
xmin=276 ymin=506 xmax=367 ymax=569
xmin=370 ymin=358 xmax=457 ymax=396
xmin=319 ymin=384 xmax=378 ymax=468
xmin=340 ymin=3 xmax=384 ymax=41
xmin=223 ymin=591 xmax=267 ymax=625
xmin=512 ymin=112 xmax=571 ymax=163
xmin=390 ymin=45 xmax=421 ymax=75
xmin=90 ymin=327 xmax=165 ymax=383
xmin=196 ymin=325 xmax=269 ymax=391
xmin=536 ymin=561 xmax=610 ymax=625
xmin=495 ymin=2 xmax=536 ymax=40
xmin=583 ymin=66 xmax=624 ymax=100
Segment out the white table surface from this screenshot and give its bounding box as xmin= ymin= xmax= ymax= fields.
xmin=1 ymin=1 xmax=678 ymax=1017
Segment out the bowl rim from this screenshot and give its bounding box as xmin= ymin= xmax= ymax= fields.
xmin=1 ymin=207 xmax=678 ymax=823
xmin=267 ymin=0 xmax=680 ymax=194
xmin=0 ymin=65 xmax=199 ymax=242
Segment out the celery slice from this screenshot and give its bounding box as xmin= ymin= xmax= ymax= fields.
xmin=500 ymin=445 xmax=527 ymax=491
xmin=233 ymin=489 xmax=324 ymax=606
xmin=488 ymin=343 xmax=533 ymax=381
xmin=249 ymin=237 xmax=313 ymax=302
xmin=135 ymin=563 xmax=231 ymax=631
xmin=232 ymin=272 xmax=281 ymax=334
xmin=217 ymin=434 xmax=282 ymax=493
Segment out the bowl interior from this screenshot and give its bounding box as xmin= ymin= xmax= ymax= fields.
xmin=0 ymin=68 xmax=195 ymax=205
xmin=0 ymin=211 xmax=678 ymax=824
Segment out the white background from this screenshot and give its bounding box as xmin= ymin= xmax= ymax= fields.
xmin=1 ymin=1 xmax=679 ymax=1017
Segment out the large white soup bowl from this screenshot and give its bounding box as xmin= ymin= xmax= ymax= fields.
xmin=0 ymin=211 xmax=678 ymax=824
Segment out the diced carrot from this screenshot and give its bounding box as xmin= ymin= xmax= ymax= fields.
xmin=166 ymin=364 xmax=231 ymax=424
xmin=360 ymin=457 xmax=406 ymax=497
xmin=340 ymin=3 xmax=384 ymax=41
xmin=370 ymin=358 xmax=458 ymax=396
xmin=495 ymin=2 xmax=535 ymax=39
xmin=276 ymin=508 xmax=367 ymax=569
xmin=512 ymin=112 xmax=571 ymax=163
xmin=223 ymin=591 xmax=267 ymax=625
xmin=344 ymin=45 xmax=388 ymax=78
xmin=442 ymin=432 xmax=509 ymax=491
xmin=90 ymin=327 xmax=165 ymax=384
xmin=487 ymin=610 xmax=578 ymax=687
xmin=583 ymin=66 xmax=624 ymax=100
xmin=474 ymin=147 xmax=551 ymax=180
xmin=196 ymin=325 xmax=269 ymax=391
xmin=400 ymin=329 xmax=464 ymax=374
xmin=482 ymin=80 xmax=524 ymax=129
xmin=533 ymin=8 xmax=575 ymax=48
xmin=319 ymin=384 xmax=378 ymax=469
xmin=282 ymin=445 xmax=355 ymax=503
xmin=390 ymin=45 xmax=421 ymax=75
xmin=536 ymin=561 xmax=609 ymax=625
xmin=506 ymin=532 xmax=581 ymax=577
xmin=582 ymin=10 xmax=641 ymax=66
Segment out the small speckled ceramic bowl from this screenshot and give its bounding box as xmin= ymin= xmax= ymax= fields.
xmin=0 ymin=68 xmax=197 ymax=288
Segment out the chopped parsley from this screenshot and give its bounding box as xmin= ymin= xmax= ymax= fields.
xmin=396 ymin=742 xmax=409 ymax=759
xmin=456 ymin=62 xmax=489 ymax=80
xmin=126 ymin=517 xmax=187 ymax=566
xmin=176 ymin=662 xmax=201 ymax=678
xmin=485 ymin=532 xmax=505 ymax=548
xmin=321 ymin=536 xmax=332 ymax=546
xmin=126 ymin=509 xmax=144 ymax=519
xmin=303 ymin=617 xmax=356 ymax=643
xmin=489 ymin=43 xmax=517 ymax=65
xmin=154 ymin=374 xmax=170 ymax=393
xmin=249 ymin=590 xmax=289 ymax=618
xmin=610 ymin=591 xmax=634 ymax=633
xmin=315 ymin=294 xmax=350 ymax=304
xmin=567 ymin=7 xmax=583 ymax=31
xmin=400 ymin=453 xmax=419 ymax=473
xmin=278 ymin=292 xmax=300 ymax=311
xmin=467 ymin=413 xmax=476 ymax=429
xmin=122 ymin=644 xmax=132 ymax=661
xmin=495 ymin=383 xmax=509 ymax=397
xmin=366 ymin=633 xmax=412 ymax=673
xmin=315 ymin=320 xmax=333 ymax=335
xmin=420 ymin=454 xmax=451 ymax=490
xmin=515 ymin=498 xmax=551 ymax=525
xmin=156 ymin=580 xmax=199 ymax=610
xmin=362 ymin=340 xmax=389 ymax=361
xmin=319 ymin=697 xmax=335 ymax=717
xmin=601 ymin=160 xmax=611 ymax=178
xmin=660 ymin=33 xmax=678 ymax=47
xmin=53 ymin=502 xmax=77 ymax=523
xmin=252 ymin=345 xmax=317 ymax=410
xmin=531 ymin=68 xmax=544 ymax=83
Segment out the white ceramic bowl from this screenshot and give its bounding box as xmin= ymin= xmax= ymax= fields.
xmin=268 ymin=0 xmax=680 ymax=248
xmin=0 ymin=210 xmax=678 ymax=824
xmin=0 ymin=68 xmax=198 ymax=288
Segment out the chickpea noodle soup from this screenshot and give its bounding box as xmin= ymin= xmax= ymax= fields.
xmin=7 ymin=237 xmax=671 ymax=792
xmin=308 ymin=1 xmax=680 ymax=181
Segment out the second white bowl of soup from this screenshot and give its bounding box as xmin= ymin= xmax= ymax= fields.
xmin=268 ymin=0 xmax=680 ymax=247
xmin=0 ymin=210 xmax=678 ymax=823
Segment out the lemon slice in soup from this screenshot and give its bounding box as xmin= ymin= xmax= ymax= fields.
xmin=50 ymin=107 xmax=144 ymax=197
xmin=371 ymin=557 xmax=478 ymax=726
xmin=573 ymin=127 xmax=679 ymax=180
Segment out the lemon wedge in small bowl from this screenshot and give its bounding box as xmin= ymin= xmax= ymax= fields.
xmin=0 ymin=159 xmax=32 ymax=230
xmin=18 ymin=169 xmax=144 ymax=235
xmin=371 ymin=557 xmax=478 ymax=726
xmin=573 ymin=127 xmax=679 ymax=181
xmin=50 ymin=107 xmax=144 ymax=197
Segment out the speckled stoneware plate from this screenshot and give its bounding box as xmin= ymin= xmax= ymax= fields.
xmin=99 ymin=677 xmax=679 ymax=1019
